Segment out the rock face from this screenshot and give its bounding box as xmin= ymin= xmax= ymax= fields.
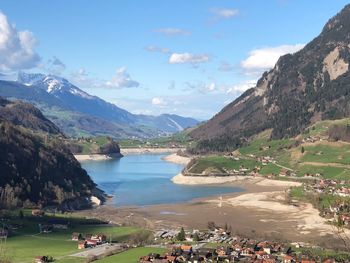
xmin=190 ymin=4 xmax=350 ymax=152
xmin=0 ymin=97 xmax=99 ymax=209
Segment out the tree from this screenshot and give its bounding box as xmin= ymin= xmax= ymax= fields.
xmin=177 ymin=227 xmax=186 ymax=241
xmin=18 ymin=210 xmax=24 ymax=219
xmin=193 ymin=232 xmax=200 ymax=242
xmin=301 ymin=146 xmax=305 ymax=154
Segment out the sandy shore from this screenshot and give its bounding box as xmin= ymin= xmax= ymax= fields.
xmin=121 ymin=147 xmax=184 ymax=155
xmin=162 ymin=153 xmax=191 ymax=165
xmin=75 ymin=179 xmax=348 ymax=249
xmin=75 ymin=148 xmax=184 ymax=161
xmin=172 ymin=173 xmax=301 ymax=187
xmin=73 ymin=152 xmax=348 ymax=249
xmin=74 ymin=154 xmax=119 ymax=161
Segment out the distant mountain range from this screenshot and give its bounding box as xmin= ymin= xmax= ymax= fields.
xmin=0 ymin=72 xmax=199 ymax=138
xmin=190 ymin=4 xmax=350 ymax=152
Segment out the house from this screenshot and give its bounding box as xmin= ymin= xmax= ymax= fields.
xmin=283 ymin=255 xmax=295 ymax=263
xmin=91 ymin=233 xmax=107 ymax=243
xmin=279 ymin=169 xmax=288 ymax=177
xmin=34 ymin=256 xmax=46 ymax=263
xmin=72 ymin=232 xmax=83 ymax=241
xmin=180 ymin=245 xmax=192 ymax=253
xmin=32 ymin=209 xmax=45 ymax=217
xmin=78 ymin=241 xmax=86 ymax=250
xmin=301 ymin=260 xmax=316 ymax=263
xmin=34 ymin=256 xmax=53 ymax=263
xmin=85 ymin=239 xmax=98 ymax=247
xmin=216 ymin=247 xmax=227 ymax=257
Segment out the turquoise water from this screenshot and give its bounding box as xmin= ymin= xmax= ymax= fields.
xmin=81 ymin=154 xmax=243 ymax=207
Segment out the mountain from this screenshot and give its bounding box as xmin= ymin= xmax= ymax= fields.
xmin=0 ymin=97 xmax=62 ymax=135
xmin=0 ymin=97 xmax=101 ymax=209
xmin=190 ymin=4 xmax=350 ymax=152
xmin=0 ymin=73 xmax=199 ymax=138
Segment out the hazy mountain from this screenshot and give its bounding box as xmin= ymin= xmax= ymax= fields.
xmin=190 ymin=4 xmax=350 ymax=152
xmin=0 ymin=73 xmax=199 ymax=138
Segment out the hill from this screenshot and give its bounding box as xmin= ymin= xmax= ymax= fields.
xmin=190 ymin=4 xmax=350 ymax=152
xmin=0 ymin=73 xmax=199 ymax=138
xmin=186 ymin=117 xmax=350 ymax=181
xmin=0 ymin=97 xmax=101 ymax=209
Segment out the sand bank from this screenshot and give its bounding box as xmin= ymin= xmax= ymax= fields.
xmin=74 ymin=154 xmax=116 ymax=161
xmin=162 ymin=153 xmax=191 ymax=165
xmin=121 ymin=147 xmax=183 ymax=155
xmin=172 ymin=173 xmax=301 ymax=187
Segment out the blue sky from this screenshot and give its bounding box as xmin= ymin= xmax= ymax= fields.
xmin=0 ymin=0 xmax=349 ymax=119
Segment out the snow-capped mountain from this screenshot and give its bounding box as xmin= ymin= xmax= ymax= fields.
xmin=18 ymin=72 xmax=94 ymax=99
xmin=0 ymin=72 xmax=200 ymax=138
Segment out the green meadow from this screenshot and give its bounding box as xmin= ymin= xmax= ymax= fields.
xmin=1 ymin=212 xmax=145 ymax=263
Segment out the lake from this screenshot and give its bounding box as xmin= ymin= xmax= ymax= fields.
xmin=81 ymin=153 xmax=243 ymax=206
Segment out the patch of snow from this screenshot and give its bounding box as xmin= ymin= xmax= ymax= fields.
xmin=167 ymin=117 xmax=184 ymax=131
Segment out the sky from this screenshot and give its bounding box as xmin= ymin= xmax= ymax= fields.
xmin=0 ymin=0 xmax=349 ymax=120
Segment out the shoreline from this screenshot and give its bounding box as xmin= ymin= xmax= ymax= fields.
xmin=74 ymin=153 xmax=122 ymax=161
xmin=74 ymin=177 xmax=349 ymax=249
xmin=74 ymin=148 xmax=185 ymax=161
xmin=171 ymin=172 xmax=302 ymax=187
xmin=121 ymin=147 xmax=184 ymax=155
xmin=73 ymin=151 xmax=349 ymax=248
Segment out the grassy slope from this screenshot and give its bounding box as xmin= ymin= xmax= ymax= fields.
xmin=188 ymin=117 xmax=350 ymax=180
xmin=3 ymin=212 xmax=144 ymax=263
xmin=95 ymin=247 xmax=167 ymax=263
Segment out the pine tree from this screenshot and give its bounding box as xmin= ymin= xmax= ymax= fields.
xmin=177 ymin=227 xmax=186 ymax=241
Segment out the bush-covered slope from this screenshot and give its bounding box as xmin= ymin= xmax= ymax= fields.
xmin=0 ymin=97 xmax=98 ymax=209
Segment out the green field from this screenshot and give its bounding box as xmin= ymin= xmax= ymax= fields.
xmin=301 ymin=144 xmax=350 ymax=165
xmin=188 ymin=156 xmax=260 ymax=174
xmin=2 ymin=213 xmax=145 ymax=263
xmin=95 ymin=247 xmax=167 ymax=263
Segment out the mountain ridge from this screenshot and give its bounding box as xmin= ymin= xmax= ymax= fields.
xmin=0 ymin=72 xmax=199 ymax=138
xmin=190 ymin=4 xmax=350 ymax=152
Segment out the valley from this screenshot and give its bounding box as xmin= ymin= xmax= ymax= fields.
xmin=3 ymin=1 xmax=350 ymax=263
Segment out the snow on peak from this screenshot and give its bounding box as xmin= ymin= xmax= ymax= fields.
xmin=17 ymin=72 xmax=93 ymax=99
xmin=167 ymin=117 xmax=184 ymax=131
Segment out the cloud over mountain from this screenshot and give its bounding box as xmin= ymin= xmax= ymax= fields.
xmin=106 ymin=67 xmax=140 ymax=88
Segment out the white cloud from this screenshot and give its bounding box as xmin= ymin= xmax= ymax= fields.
xmin=169 ymin=53 xmax=209 ymax=64
xmin=154 ymin=28 xmax=191 ymax=36
xmin=226 ymin=80 xmax=257 ymax=94
xmin=151 ymin=97 xmax=167 ymax=106
xmin=0 ymin=11 xmax=40 ymax=71
xmin=210 ymin=8 xmax=239 ymax=20
xmin=106 ymin=67 xmax=140 ymax=88
xmin=205 ymin=82 xmax=216 ymax=92
xmin=145 ymin=45 xmax=170 ymax=53
xmin=241 ymin=44 xmax=304 ymax=70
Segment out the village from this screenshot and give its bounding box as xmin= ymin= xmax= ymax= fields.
xmin=139 ymin=226 xmax=343 ymax=263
